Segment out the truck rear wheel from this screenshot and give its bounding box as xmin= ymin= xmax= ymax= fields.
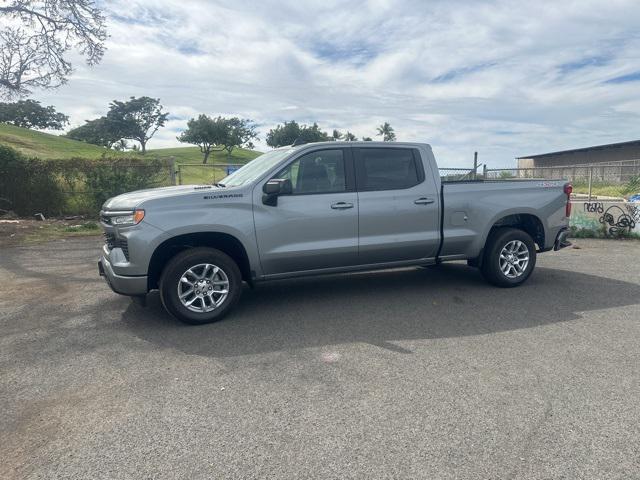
xmin=481 ymin=228 xmax=536 ymax=288
xmin=160 ymin=247 xmax=242 ymax=325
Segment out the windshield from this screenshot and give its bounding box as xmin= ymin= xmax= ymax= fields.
xmin=220 ymin=149 xmax=293 ymax=187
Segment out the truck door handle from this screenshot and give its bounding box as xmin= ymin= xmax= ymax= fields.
xmin=331 ymin=202 xmax=354 ymax=210
xmin=414 ymin=197 xmax=435 ymax=205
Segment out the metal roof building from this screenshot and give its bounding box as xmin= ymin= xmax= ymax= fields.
xmin=517 ymin=140 xmax=640 ymax=168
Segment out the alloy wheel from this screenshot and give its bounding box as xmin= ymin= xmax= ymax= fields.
xmin=177 ymin=263 xmax=230 ymax=313
xmin=498 ymin=240 xmax=530 ymax=279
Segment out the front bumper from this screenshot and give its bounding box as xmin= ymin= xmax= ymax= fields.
xmin=554 ymin=227 xmax=572 ymax=251
xmin=98 ymin=255 xmax=148 ymax=296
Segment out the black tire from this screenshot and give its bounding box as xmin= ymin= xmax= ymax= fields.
xmin=480 ymin=228 xmax=536 ymax=288
xmin=159 ymin=247 xmax=242 ymax=325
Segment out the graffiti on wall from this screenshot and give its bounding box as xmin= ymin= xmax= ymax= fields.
xmin=571 ymin=202 xmax=604 ymax=230
xmin=598 ymin=204 xmax=639 ymax=235
xmin=572 ymin=202 xmax=640 ymax=236
xmin=583 ymin=202 xmax=604 ymax=214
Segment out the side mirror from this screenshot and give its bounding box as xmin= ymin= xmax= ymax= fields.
xmin=262 ymin=178 xmax=292 ymax=206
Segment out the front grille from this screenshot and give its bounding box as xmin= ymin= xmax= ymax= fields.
xmin=120 ymin=241 xmax=129 ymax=260
xmin=104 ymin=233 xmax=129 ymax=261
xmin=104 ymin=232 xmax=116 ymax=249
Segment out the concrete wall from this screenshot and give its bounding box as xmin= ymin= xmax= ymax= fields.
xmin=571 ymin=201 xmax=640 ymax=235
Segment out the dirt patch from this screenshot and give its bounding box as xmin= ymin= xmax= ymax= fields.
xmin=0 ymin=218 xmax=101 ymax=247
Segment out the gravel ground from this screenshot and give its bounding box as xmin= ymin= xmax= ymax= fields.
xmin=1 ymin=238 xmax=639 ymax=479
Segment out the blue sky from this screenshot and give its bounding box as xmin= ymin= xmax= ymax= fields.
xmin=32 ymin=0 xmax=640 ymax=167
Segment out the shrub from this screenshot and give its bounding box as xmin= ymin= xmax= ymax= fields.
xmin=569 ymin=224 xmax=640 ymax=240
xmin=58 ymin=156 xmax=169 ymax=213
xmin=0 ymin=145 xmax=66 ymax=216
xmin=0 ymin=146 xmax=171 ymax=217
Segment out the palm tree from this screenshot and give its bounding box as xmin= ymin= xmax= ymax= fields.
xmin=331 ymin=129 xmax=343 ymax=141
xmin=344 ymin=131 xmax=357 ymax=141
xmin=376 ymin=122 xmax=396 ymax=141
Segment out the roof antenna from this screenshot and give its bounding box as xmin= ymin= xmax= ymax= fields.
xmin=292 ymin=137 xmax=307 ymax=146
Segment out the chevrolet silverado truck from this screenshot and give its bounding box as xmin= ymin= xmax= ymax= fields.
xmin=99 ymin=142 xmax=572 ymax=324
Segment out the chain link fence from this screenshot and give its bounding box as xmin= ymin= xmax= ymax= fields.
xmin=484 ymin=159 xmax=640 ymax=199
xmin=485 ymin=160 xmax=640 ymax=181
xmin=438 ymin=167 xmax=480 ymax=181
xmin=177 ymin=163 xmax=245 ymax=185
xmin=7 ymin=144 xmax=638 ymax=218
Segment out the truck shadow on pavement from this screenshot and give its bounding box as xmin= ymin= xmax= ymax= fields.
xmin=121 ymin=264 xmax=640 ymax=358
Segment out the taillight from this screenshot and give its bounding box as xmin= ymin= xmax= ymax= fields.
xmin=564 ymin=183 xmax=573 ymax=217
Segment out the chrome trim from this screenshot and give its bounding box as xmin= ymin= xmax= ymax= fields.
xmin=101 ymin=210 xmax=135 ymax=216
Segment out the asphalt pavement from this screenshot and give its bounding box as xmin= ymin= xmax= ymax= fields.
xmin=1 ymin=238 xmax=639 ymax=479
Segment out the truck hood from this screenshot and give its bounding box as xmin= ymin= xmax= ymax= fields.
xmin=102 ymin=185 xmax=226 ymax=210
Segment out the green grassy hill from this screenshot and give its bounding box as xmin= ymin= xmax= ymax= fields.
xmin=0 ymin=123 xmax=261 ymax=165
xmin=146 ymin=146 xmax=260 ymax=165
xmin=0 ymin=123 xmax=125 ymax=159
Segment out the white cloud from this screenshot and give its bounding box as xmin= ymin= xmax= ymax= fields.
xmin=27 ymin=0 xmax=640 ymax=166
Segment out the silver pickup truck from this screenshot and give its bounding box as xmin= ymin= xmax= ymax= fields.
xmin=99 ymin=142 xmax=572 ymax=324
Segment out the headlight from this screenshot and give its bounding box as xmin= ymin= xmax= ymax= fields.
xmin=112 ymin=209 xmax=145 ymax=226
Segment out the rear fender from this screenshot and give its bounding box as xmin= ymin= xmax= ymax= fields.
xmin=478 ymin=208 xmax=547 ymax=253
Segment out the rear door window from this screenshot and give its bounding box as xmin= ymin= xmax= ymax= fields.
xmin=356 ymin=148 xmax=421 ymax=191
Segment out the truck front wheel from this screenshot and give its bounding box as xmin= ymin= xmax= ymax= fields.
xmin=159 ymin=247 xmax=242 ymax=325
xmin=481 ymin=228 xmax=536 ymax=287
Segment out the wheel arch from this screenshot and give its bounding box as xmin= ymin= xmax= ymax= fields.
xmin=489 ymin=213 xmax=546 ymax=250
xmin=469 ymin=211 xmax=546 ymax=268
xmin=486 ymin=212 xmax=546 ymax=250
xmin=148 ymin=232 xmax=252 ymax=290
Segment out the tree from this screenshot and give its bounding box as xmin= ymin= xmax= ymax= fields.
xmin=266 ymin=121 xmax=329 ymax=147
xmin=177 ymin=114 xmax=226 ymax=163
xmin=362 ymin=136 xmax=373 ymax=141
xmin=344 ymin=131 xmax=357 ymax=141
xmin=0 ymin=99 xmax=68 ymax=129
xmin=65 ymin=116 xmax=121 ymax=148
xmin=331 ymin=129 xmax=343 ymax=141
xmin=178 ymin=115 xmax=258 ymax=163
xmin=0 ymin=0 xmax=107 ymax=98
xmin=220 ymin=117 xmax=258 ymax=158
xmin=266 ymin=121 xmax=300 ymax=147
xmin=376 ymin=122 xmax=396 ymax=141
xmin=106 ymin=96 xmax=169 ymax=154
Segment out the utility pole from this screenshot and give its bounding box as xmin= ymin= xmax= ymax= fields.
xmin=473 ymin=152 xmax=478 ymax=180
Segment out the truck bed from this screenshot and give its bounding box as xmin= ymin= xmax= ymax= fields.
xmin=438 ymin=179 xmax=569 ymax=259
